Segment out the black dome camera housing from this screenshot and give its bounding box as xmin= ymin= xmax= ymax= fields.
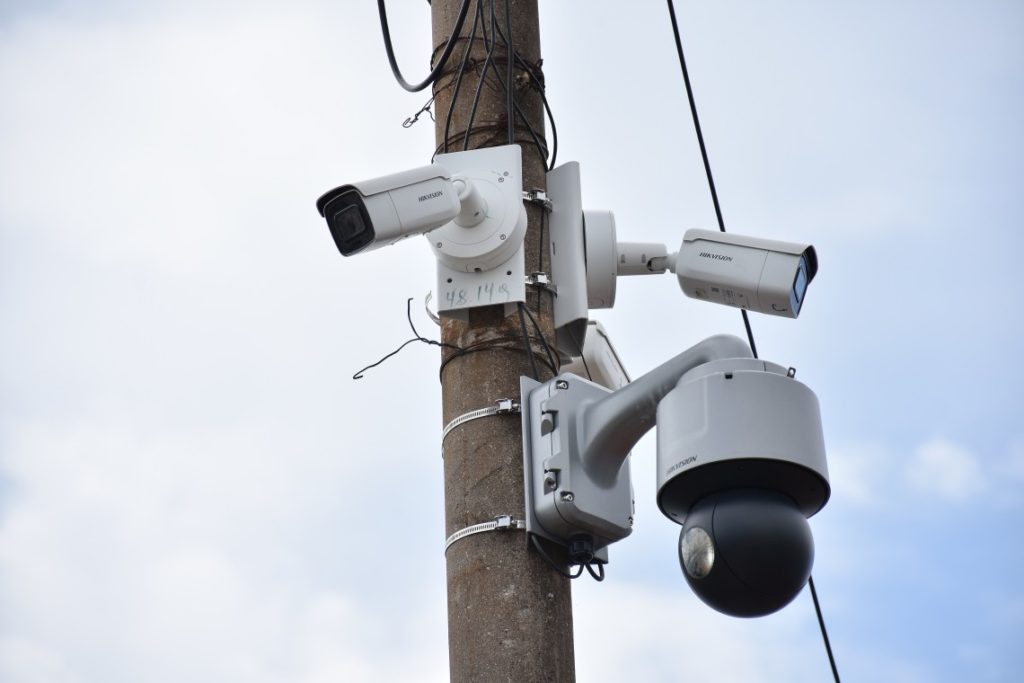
xmin=678 ymin=488 xmax=813 ymax=618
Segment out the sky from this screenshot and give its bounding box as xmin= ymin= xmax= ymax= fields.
xmin=1 ymin=1 xmax=1022 ymax=681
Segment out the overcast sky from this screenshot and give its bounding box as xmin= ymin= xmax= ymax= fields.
xmin=2 ymin=1 xmax=1022 ymax=682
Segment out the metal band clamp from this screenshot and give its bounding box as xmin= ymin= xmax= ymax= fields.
xmin=444 ymin=515 xmax=526 ymax=554
xmin=442 ymin=398 xmax=520 ymax=443
xmin=522 ymin=189 xmax=553 ymax=211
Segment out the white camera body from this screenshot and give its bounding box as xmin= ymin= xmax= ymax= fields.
xmin=673 ymin=228 xmax=817 ymax=318
xmin=316 ymin=145 xmax=527 ymax=318
xmin=316 ymin=166 xmax=462 ymax=256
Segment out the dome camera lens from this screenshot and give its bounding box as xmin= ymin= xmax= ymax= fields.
xmin=680 ymin=526 xmax=715 ymax=579
xmin=679 ymin=489 xmax=814 ymax=618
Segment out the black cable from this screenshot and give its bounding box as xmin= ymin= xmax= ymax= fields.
xmin=585 ymin=562 xmax=605 ymax=582
xmin=489 ymin=12 xmax=557 ymax=170
xmin=522 ymin=303 xmax=559 ymax=375
xmin=513 ymin=54 xmax=557 ymax=170
xmin=377 ymin=0 xmax=472 ymax=92
xmin=665 ymin=0 xmax=758 ymax=359
xmin=353 ymin=298 xmax=463 ymax=380
xmin=530 ymin=534 xmax=584 ymax=579
xmin=469 ymin=5 xmax=548 ymax=166
xmin=567 ymin=327 xmax=593 ymax=381
xmin=442 ymin=3 xmax=482 ymax=153
xmin=518 ymin=302 xmax=541 ymax=380
xmin=809 ymin=575 xmax=841 ymax=682
xmin=352 ymin=338 xmax=423 ymax=380
xmin=463 ymin=2 xmax=497 ymax=150
xmin=666 ymin=3 xmax=837 ymax=680
xmin=438 ymin=336 xmax=558 ymax=380
xmin=504 ymin=0 xmax=514 ymax=145
xmin=435 ymin=0 xmax=554 ymax=169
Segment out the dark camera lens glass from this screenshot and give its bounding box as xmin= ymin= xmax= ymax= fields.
xmin=793 ymin=259 xmax=808 ymax=304
xmin=324 ymin=190 xmax=374 ymax=255
xmin=333 ymin=204 xmax=365 ymax=238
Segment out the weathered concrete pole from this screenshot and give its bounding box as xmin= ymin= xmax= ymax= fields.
xmin=430 ymin=1 xmax=576 ymax=681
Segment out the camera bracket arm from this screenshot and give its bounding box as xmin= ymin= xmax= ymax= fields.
xmin=520 ymin=334 xmax=752 ymax=554
xmin=578 ymin=334 xmax=752 ymax=487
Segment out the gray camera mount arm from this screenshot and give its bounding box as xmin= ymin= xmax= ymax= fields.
xmin=579 ymin=334 xmax=752 ymax=487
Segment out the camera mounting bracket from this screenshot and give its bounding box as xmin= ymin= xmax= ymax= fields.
xmin=432 ymin=145 xmax=527 ymax=320
xmin=520 ymin=374 xmax=635 ymax=553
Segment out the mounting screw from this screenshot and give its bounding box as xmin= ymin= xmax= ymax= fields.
xmin=555 ymin=380 xmax=569 ymax=390
xmin=560 ymin=492 xmax=574 ymax=502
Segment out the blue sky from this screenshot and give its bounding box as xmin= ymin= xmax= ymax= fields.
xmin=1 ymin=1 xmax=1022 ymax=681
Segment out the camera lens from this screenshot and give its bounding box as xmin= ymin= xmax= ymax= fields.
xmin=323 ymin=190 xmax=374 ymax=256
xmin=679 ymin=489 xmax=813 ymax=617
xmin=333 ymin=204 xmax=366 ymax=238
xmin=680 ymin=526 xmax=715 ymax=579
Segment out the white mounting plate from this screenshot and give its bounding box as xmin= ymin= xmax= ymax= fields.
xmin=436 ymin=243 xmax=526 ymax=321
xmin=432 ymin=145 xmax=526 ymax=319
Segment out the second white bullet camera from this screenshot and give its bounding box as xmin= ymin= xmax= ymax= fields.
xmin=672 ymin=229 xmax=818 ymax=318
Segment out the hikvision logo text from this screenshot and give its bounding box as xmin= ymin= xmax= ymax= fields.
xmin=699 ymin=251 xmax=733 ymax=262
xmin=418 ymin=191 xmax=443 ymax=202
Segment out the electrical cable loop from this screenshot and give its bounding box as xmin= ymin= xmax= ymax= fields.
xmin=378 ymin=0 xmax=472 ymax=92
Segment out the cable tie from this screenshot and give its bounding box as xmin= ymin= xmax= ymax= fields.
xmin=441 ymin=399 xmax=520 ymax=444
xmin=522 ymin=189 xmax=553 ymax=211
xmin=424 ymin=291 xmax=441 ymax=326
xmin=524 ymin=272 xmax=556 ymax=296
xmin=444 ymin=515 xmax=526 ymax=554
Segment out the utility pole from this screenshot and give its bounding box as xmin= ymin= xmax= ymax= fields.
xmin=430 ymin=1 xmax=575 ymax=681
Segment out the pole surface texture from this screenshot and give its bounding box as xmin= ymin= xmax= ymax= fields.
xmin=430 ymin=1 xmax=575 ymax=681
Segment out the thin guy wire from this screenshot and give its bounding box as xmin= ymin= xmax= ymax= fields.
xmin=666 ymin=2 xmax=838 ymax=680
xmin=809 ymin=575 xmax=842 ymax=682
xmin=665 ymin=0 xmax=758 ymax=358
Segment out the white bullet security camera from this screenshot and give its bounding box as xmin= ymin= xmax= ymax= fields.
xmin=562 ymin=206 xmax=818 ymax=319
xmin=669 ymin=228 xmax=818 ymax=318
xmin=316 ymin=165 xmax=489 ymax=257
xmin=315 ymin=145 xmax=529 ymax=318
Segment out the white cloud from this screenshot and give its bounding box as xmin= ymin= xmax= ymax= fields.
xmin=907 ymin=438 xmax=989 ymax=503
xmin=824 ymin=442 xmax=892 ymax=508
xmin=573 ymin=581 xmax=820 ymax=682
xmin=0 ymin=637 xmax=82 ymax=683
xmin=0 ymin=415 xmax=449 ymax=683
xmin=572 ymin=579 xmax=936 ymax=683
xmin=1004 ymin=439 xmax=1024 ymax=481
